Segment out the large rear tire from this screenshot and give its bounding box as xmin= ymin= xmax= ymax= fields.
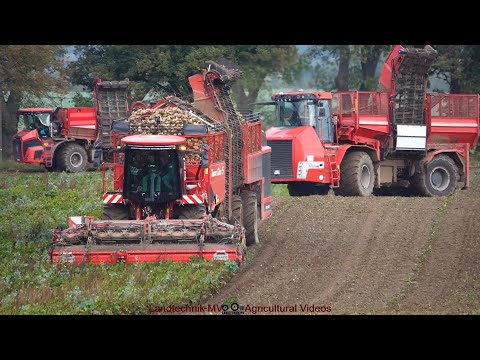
xmin=335 ymin=151 xmax=374 ymax=196
xmin=101 ymin=204 xmax=130 ymax=220
xmin=229 ymin=195 xmax=243 ymax=226
xmin=411 ymin=155 xmax=459 ymax=197
xmin=57 ymin=143 xmax=88 ymax=173
xmin=241 ymin=191 xmax=259 ymax=246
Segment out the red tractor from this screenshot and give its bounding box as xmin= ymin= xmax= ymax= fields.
xmin=266 ymin=45 xmax=479 ymax=197
xmin=13 ymin=80 xmax=129 ymax=172
xmin=50 ymin=60 xmax=272 ymax=264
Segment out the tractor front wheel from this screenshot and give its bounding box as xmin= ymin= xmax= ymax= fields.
xmin=335 ymin=151 xmax=374 ymax=196
xmin=57 ymin=143 xmax=88 ymax=173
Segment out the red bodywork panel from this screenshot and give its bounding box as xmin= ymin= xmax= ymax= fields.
xmin=242 ymin=121 xmax=266 ymax=184
xmin=266 ymin=126 xmax=328 ymax=183
xmin=55 ymin=107 xmax=97 ymax=140
xmin=16 ymin=129 xmax=44 ymax=163
xmin=51 ymin=244 xmax=243 ymax=264
xmin=333 ymin=91 xmax=389 ymax=144
xmin=208 ymin=162 xmax=226 ymax=207
xmin=426 ymin=94 xmax=480 ymax=148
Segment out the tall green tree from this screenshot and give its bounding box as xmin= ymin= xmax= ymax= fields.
xmin=356 ymin=45 xmax=390 ymax=90
xmin=0 ymin=45 xmax=68 ymax=160
xmin=70 ymin=45 xmax=298 ymax=109
xmin=306 ymin=45 xmax=390 ymax=91
xmin=283 ymin=51 xmax=336 ymax=91
xmin=308 ymin=45 xmax=351 ymax=91
xmin=227 ymin=45 xmax=298 ymax=108
xmin=432 ymin=45 xmax=480 ymax=94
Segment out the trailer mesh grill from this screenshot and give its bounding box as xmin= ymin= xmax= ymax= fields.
xmin=267 ymin=140 xmax=293 ymax=179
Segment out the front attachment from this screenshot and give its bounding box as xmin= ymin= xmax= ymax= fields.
xmin=51 ymin=215 xmax=245 ymax=264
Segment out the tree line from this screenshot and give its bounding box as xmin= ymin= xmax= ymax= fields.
xmin=1 ymin=45 xmax=479 ymax=159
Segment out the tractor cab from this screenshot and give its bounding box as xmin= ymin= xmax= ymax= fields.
xmin=272 ymin=92 xmax=334 ymax=143
xmin=13 ymin=108 xmax=54 ymax=163
xmin=121 ymin=135 xmax=185 ymax=210
xmin=16 ymin=108 xmax=53 ymax=139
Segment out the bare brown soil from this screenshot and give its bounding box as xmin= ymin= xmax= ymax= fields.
xmin=207 ymin=159 xmax=480 ymax=314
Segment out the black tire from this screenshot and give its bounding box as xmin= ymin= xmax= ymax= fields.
xmin=101 ymin=204 xmax=130 ymax=220
xmin=229 ymin=195 xmax=243 ymax=226
xmin=56 ymin=143 xmax=88 ymax=173
xmin=287 ymin=183 xmax=303 ymax=196
xmin=335 ymin=151 xmax=374 ymax=196
xmin=241 ymin=191 xmax=259 ymax=246
xmin=288 ymin=182 xmax=331 ymax=196
xmin=314 ymin=185 xmax=331 ymax=195
xmin=178 ymin=204 xmax=206 ymax=219
xmin=411 ymin=155 xmax=459 ymax=197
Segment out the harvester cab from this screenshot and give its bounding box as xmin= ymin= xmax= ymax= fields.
xmin=122 ymin=135 xmax=183 ymax=208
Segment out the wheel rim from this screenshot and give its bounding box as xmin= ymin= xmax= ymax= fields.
xmin=360 ymin=164 xmax=371 ymax=189
xmin=70 ymin=152 xmax=82 ymax=167
xmin=430 ymin=166 xmax=450 ymax=191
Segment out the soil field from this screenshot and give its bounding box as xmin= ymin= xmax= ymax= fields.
xmin=207 ymin=157 xmax=480 ymax=314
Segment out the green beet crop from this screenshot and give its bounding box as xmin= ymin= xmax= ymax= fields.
xmin=0 ymin=168 xmax=234 ymax=314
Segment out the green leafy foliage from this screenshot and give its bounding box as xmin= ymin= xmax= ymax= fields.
xmin=432 ymin=45 xmax=480 ymax=94
xmin=69 ymin=45 xmax=298 ymax=109
xmin=0 ymin=170 xmax=235 ymax=314
xmin=290 ymin=45 xmax=390 ymax=91
xmin=72 ymin=92 xmax=93 ymax=107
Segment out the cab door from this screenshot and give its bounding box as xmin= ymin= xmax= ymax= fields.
xmin=315 ymin=100 xmax=334 ymax=143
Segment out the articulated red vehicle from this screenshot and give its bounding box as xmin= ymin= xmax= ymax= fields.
xmin=266 ymin=45 xmax=479 ymax=197
xmin=51 ymin=61 xmax=272 ymax=264
xmin=13 ymin=80 xmax=129 ymax=172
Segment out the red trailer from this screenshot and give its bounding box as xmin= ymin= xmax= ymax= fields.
xmin=266 ymin=45 xmax=479 ymax=197
xmin=12 ymin=80 xmax=129 ymax=172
